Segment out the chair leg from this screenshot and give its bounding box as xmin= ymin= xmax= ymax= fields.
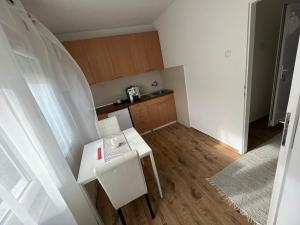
xmin=117 ymin=208 xmax=127 ymax=225
xmin=145 ymin=194 xmax=155 ymax=219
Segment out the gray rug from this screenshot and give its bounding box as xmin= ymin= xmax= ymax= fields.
xmin=208 ymin=135 xmax=281 ymax=225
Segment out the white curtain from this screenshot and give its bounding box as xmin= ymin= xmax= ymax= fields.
xmin=0 ymin=0 xmax=99 ymax=224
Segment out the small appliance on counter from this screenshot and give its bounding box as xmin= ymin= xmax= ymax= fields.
xmin=126 ymin=86 xmax=141 ymax=103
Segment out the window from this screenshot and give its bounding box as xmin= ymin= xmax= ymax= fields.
xmin=15 ymin=54 xmax=74 ymax=157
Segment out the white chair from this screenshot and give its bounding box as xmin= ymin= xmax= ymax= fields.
xmin=97 ymin=116 xmax=121 ymax=137
xmin=94 ymin=150 xmax=155 ymax=225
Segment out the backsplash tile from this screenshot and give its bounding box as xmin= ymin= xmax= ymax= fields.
xmin=90 ymin=71 xmax=163 ymax=107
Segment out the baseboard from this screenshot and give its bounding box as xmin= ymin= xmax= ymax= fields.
xmin=141 ymin=130 xmax=152 ymax=136
xmin=190 ymin=127 xmax=240 ymax=154
xmin=153 ymin=121 xmax=177 ymax=131
xmin=140 ymin=121 xmax=177 ymax=136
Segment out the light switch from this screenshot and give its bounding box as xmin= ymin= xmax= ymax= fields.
xmin=225 ymin=50 xmax=232 ymax=58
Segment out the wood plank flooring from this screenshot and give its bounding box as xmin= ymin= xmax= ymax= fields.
xmin=248 ymin=116 xmax=283 ymax=151
xmin=97 ymin=123 xmax=253 ymax=225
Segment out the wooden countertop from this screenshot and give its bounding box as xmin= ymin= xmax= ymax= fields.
xmin=96 ymin=90 xmax=174 ymax=115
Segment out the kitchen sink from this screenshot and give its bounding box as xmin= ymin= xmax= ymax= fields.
xmin=144 ymin=89 xmax=172 ymax=97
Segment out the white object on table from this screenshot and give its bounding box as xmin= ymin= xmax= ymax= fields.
xmin=103 ymin=133 xmax=130 ymax=162
xmin=77 ymin=128 xmax=163 ymax=199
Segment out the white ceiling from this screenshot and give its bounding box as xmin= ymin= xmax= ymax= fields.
xmin=21 ymin=0 xmax=174 ymax=34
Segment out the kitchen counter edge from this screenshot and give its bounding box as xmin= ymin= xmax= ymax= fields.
xmin=95 ymin=90 xmax=174 ymax=115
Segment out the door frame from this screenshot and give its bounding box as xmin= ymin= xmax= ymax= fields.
xmin=242 ymin=0 xmax=300 ymax=154
xmin=269 ymin=3 xmax=289 ymax=127
xmin=242 ymin=0 xmax=262 ymax=154
xmin=243 ymin=1 xmax=300 ymax=223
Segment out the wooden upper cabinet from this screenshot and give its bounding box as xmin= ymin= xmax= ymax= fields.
xmin=63 ymin=40 xmax=95 ymax=85
xmin=62 ymin=31 xmax=164 ymax=85
xmin=144 ymin=32 xmax=164 ymax=71
xmin=129 ymin=31 xmax=164 ymax=73
xmin=83 ymin=37 xmax=116 ymax=83
xmin=129 ymin=33 xmax=149 ymax=74
xmin=107 ymin=35 xmax=136 ymax=78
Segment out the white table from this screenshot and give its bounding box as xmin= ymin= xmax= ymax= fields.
xmin=77 ymin=128 xmax=163 ymax=198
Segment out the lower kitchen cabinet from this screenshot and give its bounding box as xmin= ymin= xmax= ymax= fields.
xmin=128 ymin=102 xmax=150 ymax=133
xmin=129 ymin=93 xmax=177 ymax=133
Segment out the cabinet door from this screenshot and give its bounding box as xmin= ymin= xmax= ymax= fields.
xmin=130 ymin=94 xmax=177 ymax=132
xmin=129 ymin=104 xmax=151 ymax=133
xmin=107 ymin=35 xmax=136 ymax=78
xmin=83 ymin=37 xmax=116 ymax=83
xmin=63 ymin=40 xmax=95 ymax=85
xmin=146 ymin=94 xmax=177 ymax=129
xmin=146 ymin=103 xmax=161 ymax=129
xmin=130 ymin=31 xmax=164 ymax=73
xmin=129 ymin=33 xmax=149 ymax=74
xmin=158 ymin=95 xmax=177 ymax=125
xmin=144 ymin=31 xmax=164 ymax=71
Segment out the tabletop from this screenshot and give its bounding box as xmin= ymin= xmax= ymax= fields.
xmin=77 ymin=127 xmax=152 ymax=185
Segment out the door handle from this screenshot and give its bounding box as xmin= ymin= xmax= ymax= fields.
xmin=282 ymin=112 xmax=291 ymax=146
xmin=280 ymin=64 xmax=289 ymax=72
xmin=280 ymin=65 xmax=289 ymax=81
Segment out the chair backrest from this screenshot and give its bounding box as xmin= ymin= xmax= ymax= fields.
xmin=95 ymin=150 xmax=147 ymax=209
xmin=97 ymin=116 xmax=121 ymax=138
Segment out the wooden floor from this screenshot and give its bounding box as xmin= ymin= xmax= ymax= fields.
xmin=248 ymin=116 xmax=283 ymax=151
xmin=97 ymin=123 xmax=253 ymax=225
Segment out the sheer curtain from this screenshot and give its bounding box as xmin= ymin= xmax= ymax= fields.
xmin=0 ymin=0 xmax=100 ymax=224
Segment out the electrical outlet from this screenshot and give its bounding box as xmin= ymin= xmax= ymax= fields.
xmin=225 ymin=50 xmax=232 ymax=58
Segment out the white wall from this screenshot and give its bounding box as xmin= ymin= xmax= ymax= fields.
xmin=161 ymin=65 xmax=190 ymax=127
xmin=250 ymin=0 xmax=283 ymax=122
xmin=91 ymin=71 xmax=163 ymax=107
xmin=154 ymin=0 xmax=252 ymax=152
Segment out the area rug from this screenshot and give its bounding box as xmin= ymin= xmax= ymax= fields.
xmin=208 ymin=135 xmax=281 ymax=225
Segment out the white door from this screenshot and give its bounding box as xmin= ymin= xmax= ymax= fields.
xmin=0 ymin=1 xmax=98 ymax=225
xmin=0 ymin=133 xmax=75 ymax=225
xmin=275 ymin=100 xmax=300 ymax=224
xmin=269 ymin=3 xmax=300 ymax=126
xmin=267 ymin=35 xmax=300 ymax=224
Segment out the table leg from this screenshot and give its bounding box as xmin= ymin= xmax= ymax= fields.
xmin=149 ymin=152 xmax=163 ymax=198
xmin=79 ymin=184 xmax=104 ymax=225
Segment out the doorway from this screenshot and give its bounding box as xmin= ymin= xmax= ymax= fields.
xmin=239 ymin=1 xmax=300 ymax=223
xmin=245 ymin=0 xmax=300 ymax=153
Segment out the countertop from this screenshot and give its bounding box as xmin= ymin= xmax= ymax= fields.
xmin=96 ymin=89 xmax=174 ymax=115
